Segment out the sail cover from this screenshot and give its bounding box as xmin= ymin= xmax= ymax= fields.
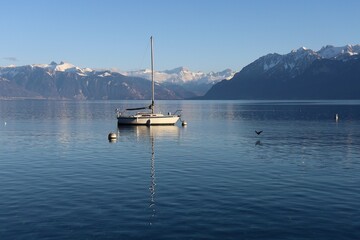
xmin=126 ymin=105 xmax=152 ymax=111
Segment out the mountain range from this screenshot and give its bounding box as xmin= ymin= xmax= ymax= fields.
xmin=204 ymin=44 xmax=360 ymax=99
xmin=2 ymin=44 xmax=359 ymax=100
xmin=0 ymin=62 xmax=234 ymax=100
xmin=120 ymin=67 xmax=234 ymax=96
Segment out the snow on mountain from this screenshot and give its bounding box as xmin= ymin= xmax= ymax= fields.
xmin=256 ymin=47 xmax=319 ymax=77
xmin=317 ymin=44 xmax=360 ymax=59
xmin=54 ymin=62 xmax=77 ymax=72
xmin=83 ymin=67 xmax=94 ymax=73
xmin=0 ymin=61 xmax=234 ymax=87
xmin=121 ymin=67 xmax=235 ymax=84
xmin=317 ymin=45 xmax=346 ymax=58
xmin=98 ymin=72 xmax=112 ymax=77
xmin=0 ymin=61 xmax=235 ymax=98
xmin=262 ymin=54 xmax=282 ymax=71
xmin=30 ymin=61 xmax=92 ymax=75
xmin=290 ymin=47 xmax=318 ymax=61
xmin=259 ymin=44 xmax=360 ymax=74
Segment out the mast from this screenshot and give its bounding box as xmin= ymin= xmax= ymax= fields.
xmin=150 ymin=36 xmax=155 ymax=114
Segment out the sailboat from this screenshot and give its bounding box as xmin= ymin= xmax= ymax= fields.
xmin=117 ymin=36 xmax=182 ymax=125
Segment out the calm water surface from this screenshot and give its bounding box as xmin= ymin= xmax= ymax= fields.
xmin=0 ymin=100 xmax=360 ymax=240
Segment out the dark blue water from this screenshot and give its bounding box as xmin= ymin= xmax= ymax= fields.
xmin=1 ymin=100 xmax=360 ymax=240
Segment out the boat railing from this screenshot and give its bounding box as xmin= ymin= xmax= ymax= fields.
xmin=173 ymin=109 xmax=182 ymax=117
xmin=116 ymin=108 xmax=153 ymax=118
xmin=116 ymin=108 xmax=128 ymax=117
xmin=117 ymin=108 xmax=182 ymax=118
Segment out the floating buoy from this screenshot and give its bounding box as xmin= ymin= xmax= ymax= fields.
xmin=335 ymin=113 xmax=339 ymax=122
xmin=108 ymin=132 xmax=117 ymax=141
xmin=182 ymin=120 xmax=187 ymax=126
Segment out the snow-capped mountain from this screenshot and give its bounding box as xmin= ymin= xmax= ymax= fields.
xmin=256 ymin=44 xmax=360 ymax=76
xmin=317 ymin=44 xmax=360 ymax=59
xmin=0 ymin=61 xmax=94 ymax=78
xmin=120 ymin=67 xmax=235 ymax=84
xmin=204 ymin=44 xmax=360 ymax=100
xmin=33 ymin=61 xmax=80 ymax=73
xmin=118 ymin=67 xmax=234 ymax=96
xmin=0 ymin=62 xmax=234 ymax=85
xmin=0 ymin=61 xmax=232 ymax=99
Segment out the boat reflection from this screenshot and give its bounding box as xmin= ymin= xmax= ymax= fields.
xmin=117 ymin=125 xmax=181 ymax=225
xmin=149 ymin=132 xmax=156 ymax=224
xmin=117 ymin=125 xmax=180 ymax=140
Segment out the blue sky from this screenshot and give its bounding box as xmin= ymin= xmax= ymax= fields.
xmin=1 ymin=0 xmax=360 ymax=72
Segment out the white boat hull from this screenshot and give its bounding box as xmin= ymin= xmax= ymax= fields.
xmin=117 ymin=113 xmax=180 ymax=125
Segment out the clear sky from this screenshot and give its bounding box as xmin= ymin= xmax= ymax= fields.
xmin=1 ymin=0 xmax=359 ymax=73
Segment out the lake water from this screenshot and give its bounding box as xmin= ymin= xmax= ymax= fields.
xmin=1 ymin=100 xmax=360 ymax=240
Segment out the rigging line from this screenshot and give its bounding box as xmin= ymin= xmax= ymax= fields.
xmin=137 ymin=39 xmax=151 ymax=77
xmin=128 ymin=39 xmax=151 ymax=102
xmin=141 ymin=38 xmax=153 ymax=104
xmin=125 ymin=39 xmax=151 ymax=87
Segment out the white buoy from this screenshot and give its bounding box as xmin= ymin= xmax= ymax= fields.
xmin=335 ymin=113 xmax=339 ymax=122
xmin=108 ymin=132 xmax=117 ymax=141
xmin=4 ymin=121 xmax=6 ymax=126
xmin=182 ymin=120 xmax=187 ymax=126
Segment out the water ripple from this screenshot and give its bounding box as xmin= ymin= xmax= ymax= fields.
xmin=1 ymin=100 xmax=360 ymax=239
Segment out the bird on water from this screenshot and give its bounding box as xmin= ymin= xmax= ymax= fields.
xmin=255 ymin=130 xmax=263 ymax=135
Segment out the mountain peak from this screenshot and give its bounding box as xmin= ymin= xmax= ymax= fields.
xmin=317 ymin=44 xmax=360 ymax=59
xmin=204 ymin=43 xmax=360 ymax=100
xmin=320 ymin=45 xmax=334 ymax=50
xmin=54 ymin=62 xmax=76 ymax=72
xmin=291 ymin=47 xmax=308 ymax=53
xmin=121 ymin=67 xmax=234 ymax=85
xmin=164 ymin=67 xmax=190 ymax=74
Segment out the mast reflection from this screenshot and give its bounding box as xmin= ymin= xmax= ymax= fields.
xmin=117 ymin=125 xmax=180 ymax=225
xmin=149 ymin=134 xmax=156 ymax=224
